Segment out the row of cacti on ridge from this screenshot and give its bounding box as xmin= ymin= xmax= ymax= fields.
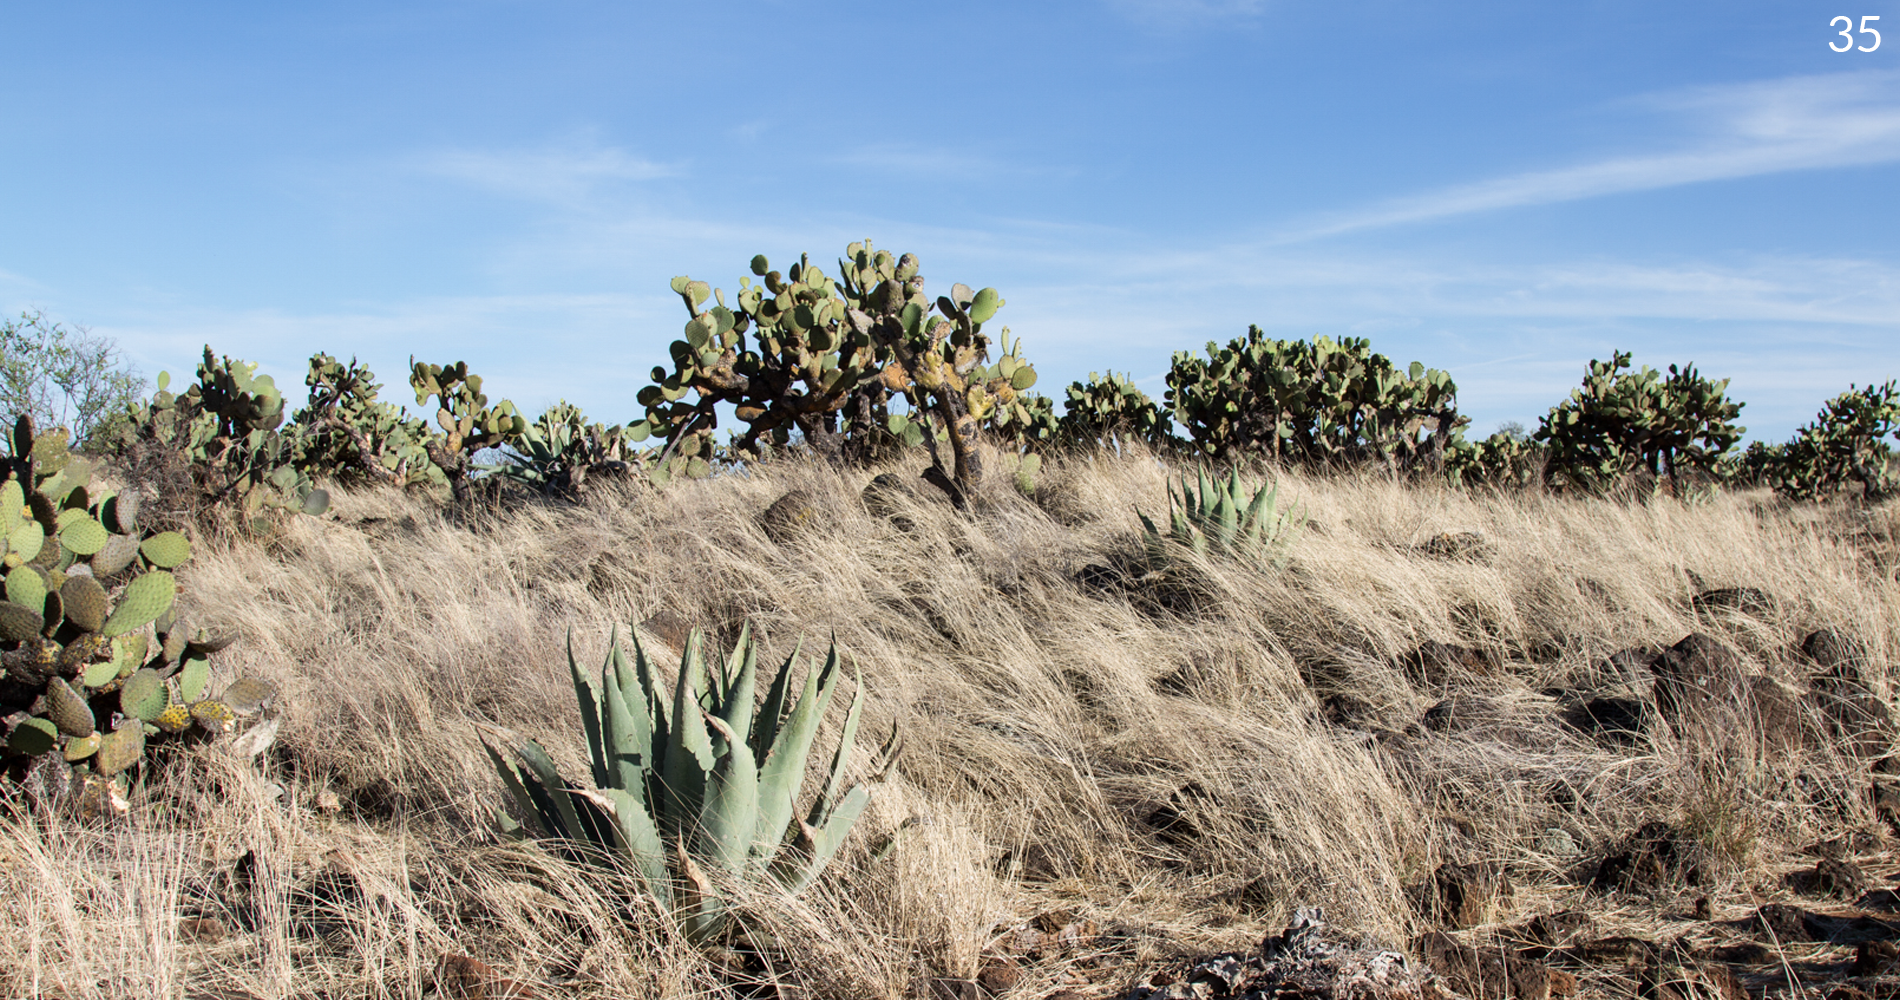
xmin=100 ymin=240 xmax=1899 ymax=509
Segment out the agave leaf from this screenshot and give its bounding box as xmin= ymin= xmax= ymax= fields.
xmin=659 ymin=633 xmax=713 ymax=834
xmin=484 ymin=741 xmax=552 ymax=838
xmin=600 ymin=644 xmax=651 ymax=793
xmin=515 ymin=739 xmax=594 ymax=847
xmin=598 ymin=787 xmax=671 ymax=907
xmin=809 ymin=666 xmax=865 ymax=824
xmin=777 ymin=786 xmax=871 ymax=894
xmin=755 ymin=641 xmax=842 ymax=863
xmin=698 ymin=714 xmax=760 ymax=874
xmin=750 ymin=639 xmax=801 ymax=764
xmin=718 ymin=624 xmax=758 ymax=755
xmin=568 ymin=631 xmax=608 ymax=789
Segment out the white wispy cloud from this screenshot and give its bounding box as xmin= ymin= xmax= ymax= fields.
xmin=410 ymin=140 xmax=678 ymax=206
xmin=1103 ymin=0 xmax=1267 ymax=27
xmin=1279 ymin=69 xmax=1900 ymax=241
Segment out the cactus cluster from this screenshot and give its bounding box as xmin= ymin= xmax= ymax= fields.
xmin=491 ymin=402 xmax=649 ymax=497
xmin=633 ymin=241 xmax=1049 ymax=501
xmin=1445 ymin=429 xmax=1545 ymax=490
xmin=1165 ymin=329 xmax=1464 ymax=475
xmin=1057 ymin=371 xmax=1172 ymax=451
xmin=0 ymin=416 xmax=273 ymax=801
xmin=296 ymin=354 xmax=441 ymax=489
xmin=1733 ymin=381 xmax=1900 ymax=501
xmin=1137 ymin=466 xmax=1304 ymax=570
xmin=118 ymin=348 xmax=331 ymax=518
xmin=409 ymin=361 xmax=529 ymax=500
xmin=1534 ymin=352 xmax=1744 ymax=494
xmin=488 ymin=625 xmax=897 ymax=942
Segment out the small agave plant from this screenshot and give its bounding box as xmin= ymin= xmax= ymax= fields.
xmin=1137 ymin=466 xmax=1304 ymax=569
xmin=486 ymin=625 xmax=898 ymax=942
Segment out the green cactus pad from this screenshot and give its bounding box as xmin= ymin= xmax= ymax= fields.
xmin=138 ymin=532 xmax=191 ymax=569
xmin=81 ymin=656 xmax=120 ymax=690
xmin=63 ymin=732 xmax=101 ymax=762
xmin=119 ymin=668 xmax=167 ymax=723
xmin=60 ymin=516 xmax=109 ymax=557
xmin=102 ymin=571 xmax=175 ymax=637
xmin=26 ymin=491 xmax=57 ymax=535
xmin=6 ymin=716 xmax=56 ymax=756
xmin=219 ymin=677 xmax=277 ymax=715
xmin=100 ymin=492 xmax=138 ymax=535
xmin=154 ymin=702 xmax=192 ymax=734
xmin=160 ymin=624 xmax=187 ymax=664
xmin=5 ymin=565 xmax=45 ymax=611
xmin=0 ymin=480 xmax=22 ymax=534
xmin=91 ymin=534 xmax=140 ymax=577
xmin=0 ymin=600 xmax=45 ymax=642
xmin=189 ymin=699 xmax=236 ymax=734
xmin=94 ymin=725 xmax=144 ymax=776
xmin=178 ymin=656 xmax=209 ymax=703
xmin=45 ymin=677 xmax=95 ymax=738
xmin=60 ymin=575 xmax=108 ymax=632
xmin=7 ymin=521 xmax=43 ymax=563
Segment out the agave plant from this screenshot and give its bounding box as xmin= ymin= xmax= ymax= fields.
xmin=486 ymin=625 xmax=898 ymax=942
xmin=1137 ymin=466 xmax=1304 ymax=568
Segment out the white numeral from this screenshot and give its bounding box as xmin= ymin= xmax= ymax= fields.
xmin=1834 ymin=15 xmax=1881 ymax=51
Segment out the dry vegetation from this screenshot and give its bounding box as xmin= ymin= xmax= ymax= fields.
xmin=5 ymin=445 xmax=1900 ymax=999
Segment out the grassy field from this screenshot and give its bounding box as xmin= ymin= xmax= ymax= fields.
xmin=4 ymin=446 xmax=1897 ymax=999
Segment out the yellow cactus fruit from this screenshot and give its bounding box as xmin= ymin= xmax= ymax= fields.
xmin=154 ymin=702 xmax=193 ymax=734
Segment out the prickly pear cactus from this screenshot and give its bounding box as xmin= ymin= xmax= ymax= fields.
xmin=409 ymin=359 xmax=528 ymax=500
xmin=1165 ymin=329 xmax=1465 ymax=475
xmin=1 ymin=415 xmax=276 ymax=806
xmin=489 ymin=401 xmax=649 ymax=498
xmin=635 ymin=240 xmax=1046 ymax=499
xmin=115 ymin=348 xmax=331 ymax=519
xmin=1058 ymin=371 xmax=1174 ymax=451
xmin=1533 ymin=351 xmax=1744 ymax=494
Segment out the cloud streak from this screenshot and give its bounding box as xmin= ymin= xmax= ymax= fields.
xmin=1279 ymin=70 xmax=1900 ymax=241
xmin=410 ymin=141 xmax=677 ymax=207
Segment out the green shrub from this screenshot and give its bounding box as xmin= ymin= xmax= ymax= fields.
xmin=1057 ymin=371 xmax=1173 ymax=452
xmin=0 ymin=311 xmax=145 ymax=450
xmin=1534 ymin=352 xmax=1743 ymax=494
xmin=1165 ymin=329 xmax=1463 ymax=474
xmin=1745 ymin=381 xmax=1900 ymax=501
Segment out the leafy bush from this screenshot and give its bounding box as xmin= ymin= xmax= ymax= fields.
xmin=639 ymin=241 xmax=1043 ymax=503
xmin=0 ymin=311 xmax=145 ymax=449
xmin=487 ymin=626 xmax=897 ymax=943
xmin=1534 ymin=352 xmax=1743 ymax=494
xmin=1057 ymin=371 xmax=1173 ymax=452
xmin=1165 ymin=329 xmax=1464 ymax=474
xmin=1741 ymin=381 xmax=1900 ymax=501
xmin=1446 ymin=426 xmax=1544 ymax=490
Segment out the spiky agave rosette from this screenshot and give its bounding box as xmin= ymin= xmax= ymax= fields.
xmin=487 ymin=625 xmax=900 ymax=943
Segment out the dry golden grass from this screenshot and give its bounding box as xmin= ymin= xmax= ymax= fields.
xmin=4 ymin=446 xmax=1897 ymax=999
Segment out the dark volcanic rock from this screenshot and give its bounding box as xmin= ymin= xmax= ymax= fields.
xmin=1593 ymin=821 xmax=1709 ymax=893
xmin=1804 ymin=628 xmax=1870 ymax=682
xmin=1560 ymin=695 xmax=1654 ymax=747
xmin=1402 ymin=641 xmax=1499 ymax=689
xmin=1786 ymin=858 xmax=1873 ymax=901
xmin=1692 ymin=587 xmax=1777 ymax=618
xmin=1412 ymin=861 xmax=1512 ymax=930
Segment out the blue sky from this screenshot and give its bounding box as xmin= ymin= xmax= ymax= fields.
xmin=2 ymin=1 xmax=1895 ymax=442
